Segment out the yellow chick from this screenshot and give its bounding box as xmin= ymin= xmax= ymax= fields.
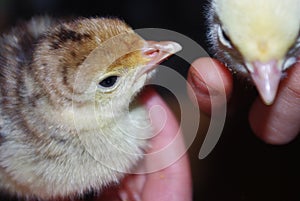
xmin=0 ymin=16 xmax=181 ymax=200
xmin=207 ymin=0 xmax=300 ymax=104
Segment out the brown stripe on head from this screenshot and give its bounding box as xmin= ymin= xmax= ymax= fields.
xmin=33 ymin=18 xmax=141 ymax=106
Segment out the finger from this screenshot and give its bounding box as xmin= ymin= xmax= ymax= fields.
xmin=249 ymin=63 xmax=300 ymax=144
xmin=187 ymin=58 xmax=233 ymax=115
xmin=139 ymin=88 xmax=192 ymax=201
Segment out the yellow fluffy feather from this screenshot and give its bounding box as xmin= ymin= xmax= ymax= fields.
xmin=215 ymin=0 xmax=300 ymax=62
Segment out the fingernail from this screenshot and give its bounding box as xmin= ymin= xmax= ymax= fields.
xmin=189 ymin=71 xmax=220 ymax=97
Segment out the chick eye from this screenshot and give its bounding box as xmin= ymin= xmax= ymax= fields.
xmin=98 ymin=76 xmax=119 ymax=88
xmin=217 ymin=25 xmax=232 ymax=48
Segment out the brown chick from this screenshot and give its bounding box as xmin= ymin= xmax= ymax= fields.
xmin=0 ymin=16 xmax=181 ymax=200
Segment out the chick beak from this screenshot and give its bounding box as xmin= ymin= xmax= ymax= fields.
xmin=247 ymin=60 xmax=282 ymax=105
xmin=138 ymin=41 xmax=182 ymax=77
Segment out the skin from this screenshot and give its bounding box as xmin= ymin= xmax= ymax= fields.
xmin=188 ymin=58 xmax=300 ymax=145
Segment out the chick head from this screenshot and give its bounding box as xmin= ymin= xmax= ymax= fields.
xmin=34 ymin=18 xmax=181 ymax=126
xmin=211 ymin=0 xmax=300 ymax=104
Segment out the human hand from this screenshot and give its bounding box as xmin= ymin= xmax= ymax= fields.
xmin=188 ymin=58 xmax=300 ymax=145
xmin=93 ymin=87 xmax=192 ymax=201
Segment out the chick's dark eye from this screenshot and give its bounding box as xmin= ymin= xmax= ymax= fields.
xmin=221 ymin=29 xmax=230 ymax=42
xmin=99 ymin=76 xmax=119 ymax=88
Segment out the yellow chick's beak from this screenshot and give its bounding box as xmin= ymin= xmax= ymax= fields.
xmin=137 ymin=41 xmax=182 ymax=77
xmin=246 ymin=60 xmax=281 ymax=105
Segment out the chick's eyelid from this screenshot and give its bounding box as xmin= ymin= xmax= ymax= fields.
xmin=217 ymin=25 xmax=233 ymax=48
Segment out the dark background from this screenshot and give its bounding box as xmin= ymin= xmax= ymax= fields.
xmin=0 ymin=0 xmax=299 ymax=200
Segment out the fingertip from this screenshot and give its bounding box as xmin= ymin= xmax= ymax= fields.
xmin=138 ymin=87 xmax=157 ymax=106
xmin=139 ymin=87 xmax=177 ymax=129
xmin=187 ymin=58 xmax=233 ymax=115
xmin=138 ymin=87 xmax=180 ymax=147
xmin=249 ymin=98 xmax=299 ymax=145
xmin=249 ymin=99 xmax=284 ymax=145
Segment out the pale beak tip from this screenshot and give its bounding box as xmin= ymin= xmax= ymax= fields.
xmin=249 ymin=60 xmax=282 ymax=105
xmin=170 ymin=42 xmax=182 ymax=53
xmin=260 ymin=91 xmax=276 ymax=105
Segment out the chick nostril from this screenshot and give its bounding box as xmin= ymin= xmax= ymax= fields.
xmin=143 ymin=49 xmax=159 ymax=57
